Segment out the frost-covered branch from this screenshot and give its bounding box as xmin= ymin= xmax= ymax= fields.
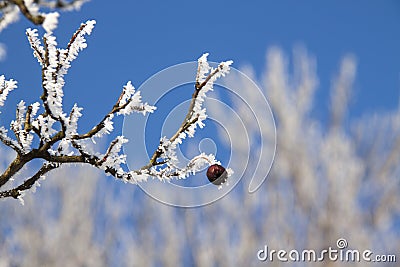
xmin=142 ymin=53 xmax=233 ymax=181
xmin=0 ymin=0 xmax=88 ymax=33
xmin=0 ymin=21 xmax=233 ymax=201
xmin=0 ymin=162 xmax=58 ymax=201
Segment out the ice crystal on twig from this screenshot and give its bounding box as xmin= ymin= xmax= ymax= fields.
xmin=0 ymin=21 xmax=233 ymax=200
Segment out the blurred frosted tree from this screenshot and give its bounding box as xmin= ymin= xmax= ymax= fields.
xmin=0 ymin=46 xmax=399 ymax=266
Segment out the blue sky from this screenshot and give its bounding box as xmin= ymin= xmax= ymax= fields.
xmin=1 ymin=1 xmax=400 ymax=169
xmin=1 ymin=1 xmax=400 ymax=121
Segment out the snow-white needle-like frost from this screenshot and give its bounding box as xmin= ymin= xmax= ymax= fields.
xmin=119 ymin=81 xmax=135 ymax=107
xmin=65 ymin=20 xmax=96 ymax=64
xmin=10 ymin=101 xmax=34 ymax=151
xmin=42 ymin=12 xmax=59 ymax=33
xmin=99 ymin=136 xmax=128 ymax=173
xmin=26 ymin=20 xmax=96 ymax=123
xmin=23 ymin=0 xmax=59 ymax=33
xmin=191 ymin=59 xmax=233 ymax=132
xmin=44 ymin=34 xmax=58 ymax=67
xmin=26 ymin=28 xmax=45 ymax=65
xmin=82 ymin=20 xmax=96 ymax=34
xmin=94 ymin=114 xmax=114 ymax=138
xmin=42 ymin=33 xmax=66 ymax=118
xmin=145 ymin=54 xmax=233 ymax=183
xmin=171 ymin=54 xmax=233 ymax=148
xmin=0 ymin=75 xmax=18 ymax=107
xmin=32 ymin=115 xmax=57 ymax=141
xmin=177 ymin=153 xmax=219 ymax=178
xmin=196 ymin=53 xmax=211 ymax=84
xmin=0 ymin=126 xmax=22 ymax=151
xmin=11 ymin=101 xmax=26 ymax=134
xmin=0 ymin=14 xmax=232 ymax=197
xmin=57 ymin=138 xmax=70 ymax=154
xmin=65 ymin=104 xmax=83 ymax=137
xmin=117 ymin=81 xmax=156 ymax=116
xmin=30 ymin=102 xmax=41 ymax=116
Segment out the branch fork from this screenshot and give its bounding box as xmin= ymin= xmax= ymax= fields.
xmin=0 ymin=21 xmax=233 ymax=201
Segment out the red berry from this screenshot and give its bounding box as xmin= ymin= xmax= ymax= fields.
xmin=207 ymin=164 xmax=227 ymax=185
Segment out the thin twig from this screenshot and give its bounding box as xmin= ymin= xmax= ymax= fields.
xmin=10 ymin=0 xmax=45 ymax=25
xmin=0 ymin=162 xmax=59 ymax=199
xmin=144 ymin=66 xmax=222 ymax=168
